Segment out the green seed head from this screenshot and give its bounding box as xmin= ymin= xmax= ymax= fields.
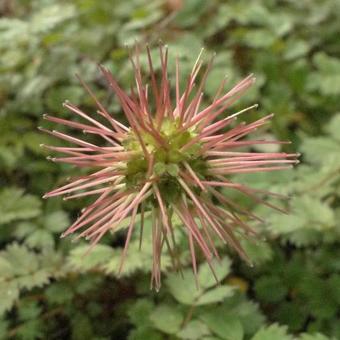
xmin=122 ymin=118 xmax=207 ymax=203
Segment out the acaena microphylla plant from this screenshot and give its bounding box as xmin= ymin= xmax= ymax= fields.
xmin=40 ymin=45 xmax=298 ymax=290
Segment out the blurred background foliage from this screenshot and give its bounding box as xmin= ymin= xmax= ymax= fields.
xmin=1 ymin=0 xmax=340 ymax=339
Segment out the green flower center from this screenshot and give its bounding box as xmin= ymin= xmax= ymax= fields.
xmin=121 ymin=118 xmax=207 ymax=203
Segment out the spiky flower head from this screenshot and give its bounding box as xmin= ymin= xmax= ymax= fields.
xmin=41 ymin=45 xmax=298 ymax=290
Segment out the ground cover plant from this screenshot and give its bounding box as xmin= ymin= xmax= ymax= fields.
xmin=1 ymin=0 xmax=340 ymax=339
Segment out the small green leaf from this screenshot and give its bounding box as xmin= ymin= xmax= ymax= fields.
xmin=3 ymin=243 xmax=39 ymax=278
xmin=128 ymin=299 xmax=154 ymax=327
xmin=177 ymin=320 xmax=210 ymax=340
xmin=225 ymin=297 xmax=266 ymax=335
xmin=25 ymin=229 xmax=54 ymax=249
xmin=251 ymin=324 xmax=293 ymax=340
xmin=198 ymin=257 xmax=231 ymax=289
xmin=240 ymin=239 xmax=273 ymax=264
xmin=0 ymin=243 xmax=64 ymax=314
xmin=201 ymin=312 xmax=243 ymax=340
xmin=295 ymin=196 xmax=335 ymax=230
xmin=150 ymin=305 xmax=183 ymax=334
xmin=44 ymin=210 xmax=69 ymax=233
xmin=46 ymin=282 xmax=74 ymax=305
xmin=309 ymin=53 xmax=340 ymax=96
xmin=0 ymin=188 xmax=41 ymax=224
xmin=0 ymin=281 xmax=19 ymax=315
xmin=166 ymin=271 xmax=198 ymax=305
xmin=67 ymin=244 xmax=114 ymax=272
xmin=196 ymin=286 xmax=234 ymax=305
xmin=301 ymin=137 xmax=339 ymax=164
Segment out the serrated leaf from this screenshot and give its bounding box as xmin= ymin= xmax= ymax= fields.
xmin=150 ymin=305 xmax=183 ymax=334
xmin=128 ymin=299 xmax=154 ymax=327
xmin=177 ymin=320 xmax=210 ymax=340
xmin=301 ymin=137 xmax=339 ymax=164
xmin=269 ymin=195 xmax=335 ymax=238
xmin=0 ymin=243 xmax=62 ymax=314
xmin=226 ymin=297 xmax=266 ymax=335
xmin=67 ymin=244 xmax=114 ymax=272
xmin=46 ymin=282 xmax=74 ymax=305
xmin=166 ymin=270 xmax=198 ymax=305
xmin=198 ymin=257 xmax=231 ymax=289
xmin=2 ymin=243 xmax=39 ymax=277
xmin=310 ymin=53 xmax=340 ymax=96
xmin=295 ymin=196 xmax=335 ymax=230
xmin=25 ymin=229 xmax=54 ymax=249
xmin=30 ymin=4 xmax=76 ymax=34
xmin=167 ymin=258 xmax=234 ymax=306
xmin=43 ymin=210 xmax=69 ymax=233
xmin=201 ymin=312 xmax=243 ymax=340
xmin=268 ymin=212 xmax=306 ymax=235
xmin=196 ymin=286 xmax=234 ymax=305
xmin=14 ymin=222 xmax=36 ymax=239
xmin=251 ymin=324 xmax=293 ymax=340
xmin=284 ymin=229 xmax=320 ymax=247
xmin=22 ymin=269 xmax=50 ymax=290
xmin=0 ymin=281 xmax=19 ymax=315
xmin=0 ymin=188 xmax=41 ymax=224
xmin=240 ymin=239 xmax=273 ymax=264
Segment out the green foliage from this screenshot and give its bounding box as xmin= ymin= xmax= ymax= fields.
xmin=251 ymin=324 xmax=293 ymax=340
xmin=0 ymin=243 xmax=63 ymax=315
xmin=0 ymin=0 xmax=339 ymax=338
xmin=201 ymin=311 xmax=243 ymax=340
xmin=15 ymin=210 xmax=69 ymax=249
xmin=0 ymin=188 xmax=41 ymax=225
xmin=166 ymin=257 xmax=233 ymax=306
xmin=150 ymin=304 xmax=184 ymax=334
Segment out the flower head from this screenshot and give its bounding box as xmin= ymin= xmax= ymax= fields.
xmin=41 ymin=45 xmax=298 ymax=290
